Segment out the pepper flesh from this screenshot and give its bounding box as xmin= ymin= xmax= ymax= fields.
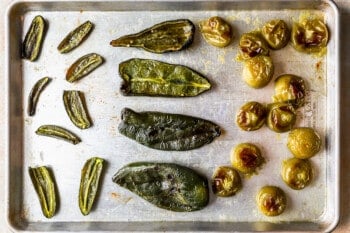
xmin=110 ymin=19 xmax=195 ymax=53
xmin=79 ymin=157 xmax=104 ymax=215
xmin=119 ymin=58 xmax=211 ymax=97
xmin=29 ymin=166 xmax=57 ymax=218
xmin=58 ymin=21 xmax=93 ymax=53
xmin=112 ymin=162 xmax=209 ymax=212
xmin=28 ymin=77 xmax=51 ymax=116
xmin=63 ymin=90 xmax=92 ymax=129
xmin=22 ymin=15 xmax=46 ymax=61
xmin=118 ymin=108 xmax=221 ymax=151
xmin=36 ymin=125 xmax=81 ymax=144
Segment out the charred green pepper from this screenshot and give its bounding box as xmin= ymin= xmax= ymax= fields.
xmin=28 ymin=77 xmax=51 ymax=116
xmin=36 ymin=125 xmax=81 ymax=145
xmin=110 ymin=19 xmax=195 ymax=53
xmin=112 ymin=162 xmax=209 ymax=212
xmin=199 ymin=16 xmax=232 ymax=47
xmin=29 ymin=166 xmax=57 ymax=218
xmin=261 ymin=19 xmax=290 ymax=50
xmin=119 ymin=58 xmax=211 ymax=97
xmin=58 ymin=21 xmax=93 ymax=53
xmin=118 ymin=108 xmax=221 ymax=151
xmin=22 ymin=15 xmax=46 ymax=61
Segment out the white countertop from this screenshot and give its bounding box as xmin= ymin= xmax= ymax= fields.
xmin=1 ymin=0 xmax=350 ymax=232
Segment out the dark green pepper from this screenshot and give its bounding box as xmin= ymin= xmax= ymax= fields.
xmin=58 ymin=21 xmax=93 ymax=53
xmin=22 ymin=15 xmax=46 ymax=61
xmin=110 ymin=19 xmax=195 ymax=53
xmin=28 ymin=77 xmax=51 ymax=116
xmin=112 ymin=162 xmax=209 ymax=212
xmin=118 ymin=108 xmax=221 ymax=151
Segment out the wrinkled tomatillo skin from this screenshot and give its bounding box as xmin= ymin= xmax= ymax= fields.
xmin=231 ymin=143 xmax=265 ymax=175
xmin=239 ymin=32 xmax=269 ymax=59
xmin=212 ymin=166 xmax=242 ymax=197
xmin=199 ymin=16 xmax=232 ymax=48
xmin=261 ymin=19 xmax=290 ymax=50
xmin=256 ymin=186 xmax=287 ymax=216
xmin=287 ymin=127 xmax=321 ymax=159
xmin=236 ymin=101 xmax=267 ymax=131
xmin=242 ymin=55 xmax=274 ymax=88
xmin=266 ymin=102 xmax=296 ymax=133
xmin=281 ymin=158 xmax=313 ymax=190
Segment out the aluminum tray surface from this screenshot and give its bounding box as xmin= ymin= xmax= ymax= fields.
xmin=5 ymin=0 xmax=340 ymax=232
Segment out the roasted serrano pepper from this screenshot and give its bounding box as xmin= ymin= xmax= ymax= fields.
xmin=58 ymin=21 xmax=93 ymax=53
xmin=28 ymin=77 xmax=51 ymax=116
xmin=66 ymin=53 xmax=103 ymax=83
xmin=113 ymin=162 xmax=209 ymax=212
xmin=22 ymin=15 xmax=46 ymax=61
xmin=36 ymin=125 xmax=81 ymax=145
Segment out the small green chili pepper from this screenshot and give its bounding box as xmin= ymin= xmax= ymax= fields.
xmin=58 ymin=21 xmax=93 ymax=53
xmin=36 ymin=125 xmax=81 ymax=144
xmin=22 ymin=15 xmax=46 ymax=61
xmin=28 ymin=77 xmax=51 ymax=116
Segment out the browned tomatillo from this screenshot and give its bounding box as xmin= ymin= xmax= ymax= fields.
xmin=266 ymin=102 xmax=296 ymax=133
xmin=272 ymin=74 xmax=306 ymax=108
xmin=242 ymin=55 xmax=274 ymax=88
xmin=281 ymin=158 xmax=313 ymax=190
xmin=261 ymin=19 xmax=290 ymax=50
xmin=212 ymin=166 xmax=242 ymax=197
xmin=199 ymin=16 xmax=232 ymax=47
xmin=287 ymin=127 xmax=321 ymax=159
xmin=231 ymin=143 xmax=265 ymax=175
xmin=236 ymin=101 xmax=267 ymax=131
xmin=239 ymin=32 xmax=269 ymax=59
xmin=256 ymin=186 xmax=287 ymax=216
xmin=291 ymin=18 xmax=329 ymax=54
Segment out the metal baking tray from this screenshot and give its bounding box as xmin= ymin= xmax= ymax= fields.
xmin=5 ymin=0 xmax=340 ymax=232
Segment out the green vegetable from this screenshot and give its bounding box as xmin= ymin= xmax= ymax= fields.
xmin=118 ymin=108 xmax=221 ymax=151
xmin=22 ymin=15 xmax=46 ymax=61
xmin=256 ymin=186 xmax=287 ymax=216
xmin=242 ymin=55 xmax=274 ymax=88
xmin=287 ymin=127 xmax=321 ymax=159
xmin=119 ymin=58 xmax=211 ymax=97
xmin=79 ymin=157 xmax=104 ymax=215
xmin=236 ymin=101 xmax=266 ymax=131
xmin=63 ymin=90 xmax=92 ymax=129
xmin=28 ymin=77 xmax=51 ymax=116
xmin=29 ymin=166 xmax=57 ymax=218
xmin=281 ymin=158 xmax=313 ymax=190
xmin=261 ymin=19 xmax=290 ymax=50
xmin=112 ymin=162 xmax=209 ymax=212
xmin=199 ymin=16 xmax=232 ymax=47
xmin=239 ymin=32 xmax=269 ymax=59
xmin=291 ymin=18 xmax=329 ymax=54
xmin=212 ymin=166 xmax=242 ymax=197
xmin=36 ymin=125 xmax=81 ymax=145
xmin=58 ymin=21 xmax=93 ymax=53
xmin=66 ymin=53 xmax=104 ymax=83
xmin=266 ymin=103 xmax=296 ymax=133
xmin=231 ymin=143 xmax=265 ymax=175
xmin=110 ymin=19 xmax=195 ymax=53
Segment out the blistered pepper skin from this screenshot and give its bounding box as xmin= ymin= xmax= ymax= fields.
xmin=113 ymin=162 xmax=209 ymax=212
xmin=22 ymin=15 xmax=46 ymax=61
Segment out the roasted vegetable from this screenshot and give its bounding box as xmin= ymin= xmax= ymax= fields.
xmin=119 ymin=58 xmax=211 ymax=97
xmin=199 ymin=16 xmax=232 ymax=47
xmin=281 ymin=158 xmax=312 ymax=190
xmin=291 ymin=18 xmax=329 ymax=54
xmin=22 ymin=15 xmax=46 ymax=61
xmin=231 ymin=143 xmax=265 ymax=175
xmin=272 ymin=74 xmax=306 ymax=108
xmin=266 ymin=103 xmax=296 ymax=133
xmin=79 ymin=157 xmax=104 ymax=215
xmin=28 ymin=77 xmax=51 ymax=116
xmin=242 ymin=55 xmax=274 ymax=88
xmin=118 ymin=108 xmax=221 ymax=151
xmin=112 ymin=162 xmax=209 ymax=211
xmin=29 ymin=166 xmax=57 ymax=218
xmin=261 ymin=19 xmax=290 ymax=50
xmin=256 ymin=186 xmax=287 ymax=216
xmin=239 ymin=32 xmax=269 ymax=59
xmin=36 ymin=125 xmax=81 ymax=145
xmin=110 ymin=19 xmax=195 ymax=53
xmin=212 ymin=166 xmax=242 ymax=197
xmin=66 ymin=53 xmax=104 ymax=83
xmin=58 ymin=21 xmax=93 ymax=53
xmin=63 ymin=90 xmax=92 ymax=129
xmin=236 ymin=101 xmax=266 ymax=131
xmin=287 ymin=127 xmax=321 ymax=159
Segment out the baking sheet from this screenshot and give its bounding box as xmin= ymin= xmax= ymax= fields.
xmin=5 ymin=0 xmax=340 ymax=232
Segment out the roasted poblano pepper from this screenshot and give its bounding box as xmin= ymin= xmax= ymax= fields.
xmin=63 ymin=90 xmax=92 ymax=129
xmin=119 ymin=58 xmax=211 ymax=97
xmin=112 ymin=162 xmax=209 ymax=212
xmin=110 ymin=19 xmax=195 ymax=53
xmin=57 ymin=21 xmax=93 ymax=53
xmin=66 ymin=53 xmax=104 ymax=83
xmin=36 ymin=125 xmax=81 ymax=144
xmin=22 ymin=15 xmax=46 ymax=61
xmin=79 ymin=157 xmax=104 ymax=215
xmin=29 ymin=166 xmax=57 ymax=218
xmin=28 ymin=77 xmax=51 ymax=116
xmin=118 ymin=108 xmax=221 ymax=151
